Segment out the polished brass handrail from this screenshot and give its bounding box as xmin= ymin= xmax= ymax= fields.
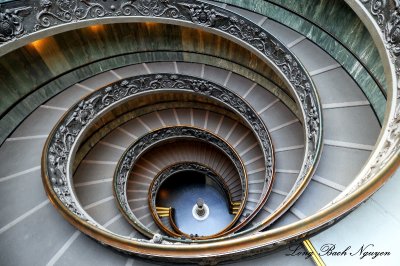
xmin=154 ymin=207 xmax=182 ymax=238
xmin=37 ymin=1 xmax=398 ymax=265
xmin=168 ymin=209 xmax=188 ymax=237
xmin=230 ymin=202 xmax=241 ymax=215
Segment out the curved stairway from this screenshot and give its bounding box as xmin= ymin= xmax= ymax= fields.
xmin=74 ymin=107 xmax=257 ymax=237
xmin=0 ymin=57 xmax=378 ymax=264
xmin=70 ymin=59 xmax=305 ymax=239
xmin=208 ymin=2 xmax=380 ymax=230
xmin=0 ymin=1 xmax=391 ymax=265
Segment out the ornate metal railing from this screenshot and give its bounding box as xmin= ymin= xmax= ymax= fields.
xmin=1 ymin=0 xmax=324 ymax=239
xmin=114 ymin=127 xmax=247 ymax=239
xmin=42 ymin=72 xmax=276 ymax=239
xmin=0 ymin=0 xmax=400 ymax=262
xmin=24 ymin=0 xmax=329 ymax=263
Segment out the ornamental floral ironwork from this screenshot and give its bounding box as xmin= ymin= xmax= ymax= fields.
xmin=120 ymin=0 xmax=183 ymax=17
xmin=0 ymin=6 xmax=31 ymax=42
xmin=26 ymin=0 xmax=325 ymax=243
xmin=361 ymin=0 xmax=400 ymax=69
xmin=31 ymin=0 xmax=327 ymax=258
xmin=44 ymin=73 xmax=274 ymax=229
xmin=0 ymin=1 xmax=322 ymax=225
xmin=0 ymin=0 xmax=323 ymax=164
xmin=35 ymin=0 xmax=108 ymax=30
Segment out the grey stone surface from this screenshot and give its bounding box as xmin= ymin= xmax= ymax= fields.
xmin=226 ymin=5 xmax=265 ymax=24
xmin=323 ymin=106 xmax=380 ymax=145
xmin=315 ymin=145 xmax=371 ymax=187
xmin=204 ymin=65 xmax=232 ymax=85
xmin=176 ymin=62 xmax=202 ymax=77
xmin=84 ymin=143 xmax=125 ymax=161
xmin=138 ymin=112 xmax=164 ymax=130
xmin=101 ymin=127 xmax=135 ymax=148
xmin=260 ymin=101 xmax=297 ymax=129
xmin=121 ymin=118 xmax=151 ymax=138
xmin=275 ymin=149 xmax=304 ymax=170
xmin=75 ymin=182 xmax=113 ymax=207
xmin=312 ymin=68 xmax=368 ymax=104
xmin=106 ymin=216 xmax=136 ymax=237
xmin=225 ymin=123 xmax=249 ymax=144
xmin=245 ymin=157 xmax=265 ymax=171
xmin=269 ymin=212 xmax=299 ymax=229
xmin=205 ymin=111 xmax=222 ymax=132
xmin=292 ymin=181 xmax=341 ymax=216
xmin=158 ymin=109 xmax=180 ymax=126
xmin=244 ymin=85 xmax=277 ymax=112
xmin=175 ymin=108 xmax=191 ymax=125
xmin=0 ymin=169 xmax=46 ymax=229
xmin=0 ymin=138 xmax=45 ymax=177
xmin=146 ymin=62 xmax=176 ymax=74
xmin=371 ymin=170 xmax=400 ymax=223
xmin=56 ymin=233 xmax=127 ymax=266
xmin=113 ymin=63 xmax=149 ymax=79
xmin=290 ymin=39 xmax=338 ymax=72
xmin=209 ymin=112 xmax=235 ymax=137
xmin=45 ymin=84 xmax=89 ymax=109
xmin=241 ymin=145 xmax=263 ymax=162
xmin=225 ymin=72 xmax=256 ymax=96
xmin=262 ymin=19 xmax=303 ymax=45
xmin=265 ymin=193 xmax=286 ymax=210
xmin=74 ymin=163 xmax=115 ymax=183
xmin=11 ymin=107 xmax=64 ymax=137
xmin=79 ymin=71 xmax=120 ymax=90
xmin=271 ymin=173 xmax=298 ymax=194
xmin=0 ymin=205 xmax=76 ymax=266
xmin=270 ymin=123 xmax=304 ymax=148
xmin=86 ymin=199 xmax=121 ymax=226
xmin=236 ymin=136 xmax=260 ymax=157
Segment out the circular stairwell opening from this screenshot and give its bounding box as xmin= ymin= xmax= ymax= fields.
xmin=156 ymin=169 xmax=234 ymax=237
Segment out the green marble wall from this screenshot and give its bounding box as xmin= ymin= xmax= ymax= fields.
xmin=270 ymin=0 xmax=385 ymax=85
xmin=0 ymin=23 xmax=287 ymax=115
xmin=0 ymin=23 xmax=297 ymax=144
xmin=213 ymin=0 xmax=386 ymax=122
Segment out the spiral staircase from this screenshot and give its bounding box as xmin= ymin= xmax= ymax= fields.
xmin=0 ymin=0 xmax=399 ymax=265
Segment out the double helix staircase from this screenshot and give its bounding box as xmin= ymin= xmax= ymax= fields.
xmin=0 ymin=0 xmax=398 ymax=265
